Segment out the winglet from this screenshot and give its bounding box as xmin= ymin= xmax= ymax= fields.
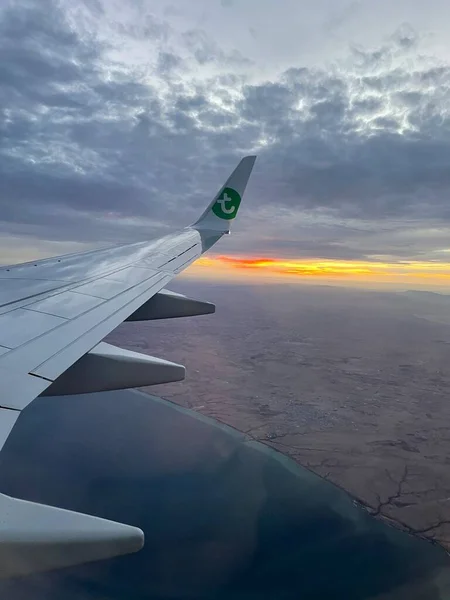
xmin=193 ymin=156 xmax=257 ymax=232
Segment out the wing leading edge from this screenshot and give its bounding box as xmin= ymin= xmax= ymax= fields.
xmin=0 ymin=155 xmax=257 ymax=578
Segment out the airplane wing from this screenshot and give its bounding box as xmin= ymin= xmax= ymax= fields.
xmin=0 ymin=155 xmax=257 ymax=578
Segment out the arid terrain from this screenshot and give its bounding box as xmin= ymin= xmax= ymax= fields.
xmin=108 ymin=280 xmax=450 ymax=550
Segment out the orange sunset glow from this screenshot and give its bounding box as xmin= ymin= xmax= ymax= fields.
xmin=183 ymin=255 xmax=450 ymax=291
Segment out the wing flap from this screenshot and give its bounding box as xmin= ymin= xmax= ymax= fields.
xmin=0 ymin=272 xmax=172 ymax=406
xmin=29 ymin=291 xmax=104 ymax=319
xmin=73 ymin=272 xmax=159 ymax=300
xmin=0 ymin=279 xmax=67 ymax=312
xmin=0 ymin=367 xmax=50 ymax=412
xmin=31 ymin=273 xmax=172 ymax=383
xmin=0 ymin=309 xmax=66 ymax=349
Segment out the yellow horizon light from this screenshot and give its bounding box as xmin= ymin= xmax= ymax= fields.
xmin=183 ymin=255 xmax=450 ymax=288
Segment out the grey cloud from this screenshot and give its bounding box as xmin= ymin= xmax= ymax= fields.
xmin=157 ymin=51 xmax=183 ymax=76
xmin=114 ymin=12 xmax=170 ymax=42
xmin=239 ymin=82 xmax=296 ymax=122
xmin=175 ymin=94 xmax=209 ymax=112
xmin=351 ymin=97 xmax=383 ymax=113
xmin=324 ymin=1 xmax=362 ymax=33
xmin=360 ymin=76 xmax=384 ymax=92
xmin=3 ymin=1 xmax=450 ymax=265
xmin=235 ymin=57 xmax=450 ymax=226
xmin=394 ymin=91 xmax=422 ymax=107
xmin=390 ymin=22 xmax=419 ymax=49
xmin=233 ymin=213 xmax=450 ymax=263
xmin=81 ymin=0 xmax=104 ymax=16
xmin=349 ymin=45 xmax=392 ymax=70
xmin=372 ymin=116 xmax=399 ymax=129
xmin=0 ymin=1 xmax=175 ymax=242
xmin=0 ymin=1 xmax=255 ymax=241
xmin=182 ymin=28 xmax=252 ymax=68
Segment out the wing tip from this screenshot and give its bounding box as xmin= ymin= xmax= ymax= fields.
xmin=193 ymin=155 xmax=257 ymax=231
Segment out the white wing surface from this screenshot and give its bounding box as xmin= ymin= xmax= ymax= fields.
xmin=0 ymin=155 xmax=257 ymax=577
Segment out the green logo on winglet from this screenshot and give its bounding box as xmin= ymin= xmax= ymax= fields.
xmin=212 ymin=187 xmax=241 ymax=220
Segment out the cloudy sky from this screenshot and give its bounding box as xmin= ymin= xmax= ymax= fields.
xmin=2 ymin=0 xmax=450 ymax=288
